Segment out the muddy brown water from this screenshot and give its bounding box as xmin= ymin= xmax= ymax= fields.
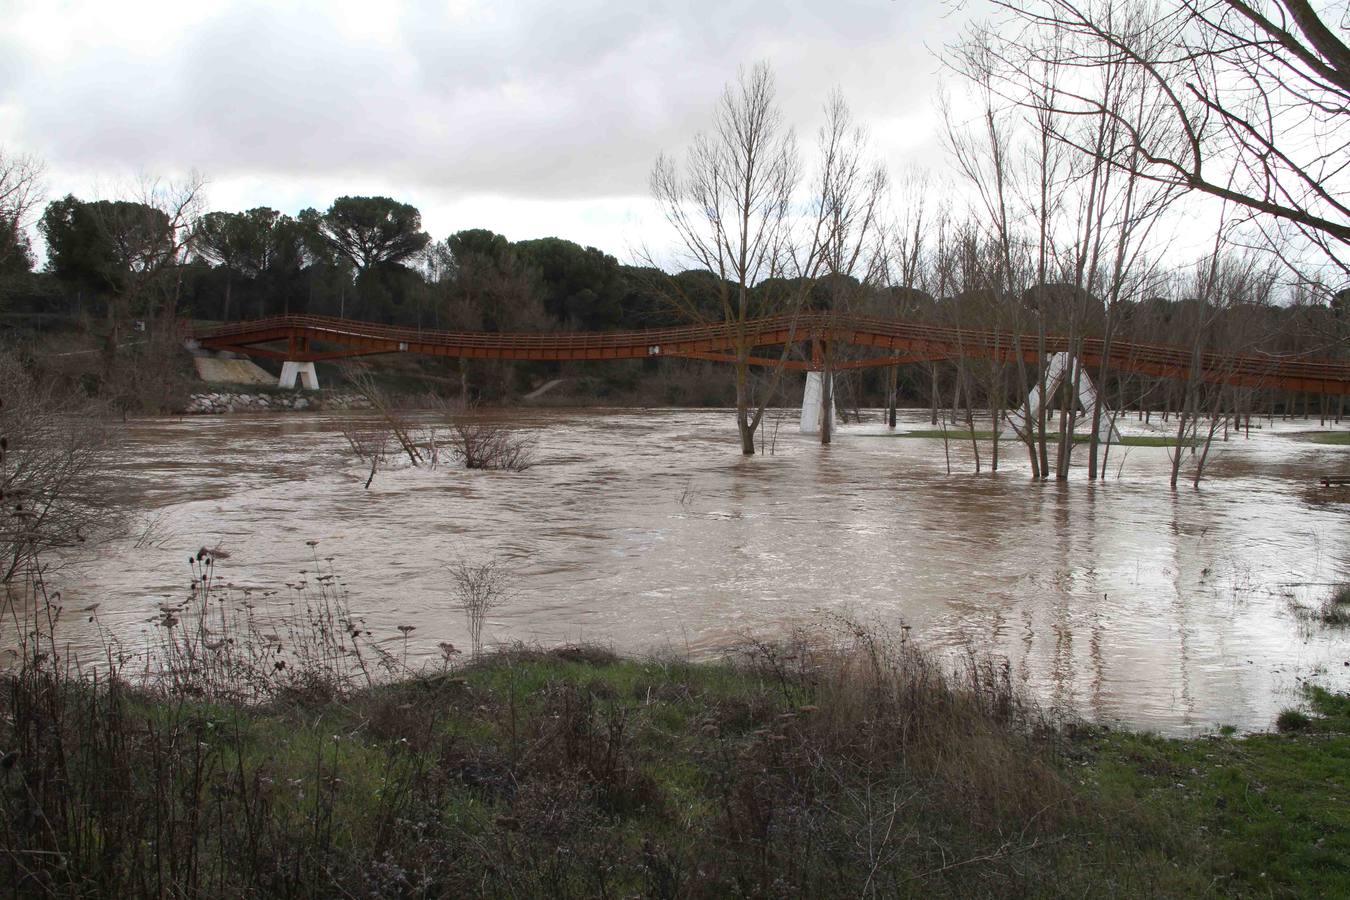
xmin=45 ymin=408 xmax=1350 ymax=734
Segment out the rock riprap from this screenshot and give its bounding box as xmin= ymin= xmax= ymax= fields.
xmin=182 ymin=391 xmax=373 ymax=414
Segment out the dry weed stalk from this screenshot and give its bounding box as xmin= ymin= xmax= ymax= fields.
xmin=451 ymin=558 xmax=511 ymax=658
xmin=140 ymin=546 xmax=384 ymax=702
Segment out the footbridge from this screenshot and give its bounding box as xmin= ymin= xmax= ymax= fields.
xmin=190 ymin=312 xmax=1350 ymax=399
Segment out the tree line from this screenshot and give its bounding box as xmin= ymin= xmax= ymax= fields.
xmin=0 ymin=188 xmax=704 ymax=334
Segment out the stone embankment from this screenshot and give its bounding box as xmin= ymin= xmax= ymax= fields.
xmin=183 ymin=390 xmax=373 ymax=415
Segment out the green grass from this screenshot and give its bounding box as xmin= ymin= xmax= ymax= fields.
xmin=873 ymin=429 xmax=1196 ymax=447
xmin=1081 ymin=686 xmax=1350 ymax=897
xmin=887 ymin=428 xmax=999 ymax=440
xmin=1287 ymin=430 xmax=1350 ymax=445
xmin=1113 ymin=434 xmax=1203 ymax=447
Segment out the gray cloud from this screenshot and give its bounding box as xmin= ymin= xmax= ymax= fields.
xmin=2 ymin=0 xmax=959 ymax=244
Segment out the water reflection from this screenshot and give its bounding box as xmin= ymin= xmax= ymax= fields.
xmin=38 ymin=407 xmax=1350 ymax=734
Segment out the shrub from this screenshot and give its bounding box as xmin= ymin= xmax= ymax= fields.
xmin=1276 ymin=708 xmax=1312 ymax=732
xmin=1316 ymin=583 xmax=1350 ymax=626
xmin=0 ymin=352 xmax=116 ymax=582
xmin=446 ymin=421 xmax=535 ymax=470
xmin=451 ymin=558 xmax=511 ymax=658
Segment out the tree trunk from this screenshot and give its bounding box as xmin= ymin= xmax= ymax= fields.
xmin=1036 ymin=324 xmax=1049 ymax=479
xmin=820 ymin=365 xmax=833 ymax=446
xmin=887 ymin=364 xmax=898 ymax=429
xmin=736 ymin=361 xmax=756 ymax=455
xmin=930 ymin=364 xmax=940 ymax=426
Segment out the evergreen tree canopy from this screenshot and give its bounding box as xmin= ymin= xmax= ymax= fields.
xmin=40 ymin=196 xmax=172 ymax=294
xmin=310 ymin=196 xmax=430 ymax=272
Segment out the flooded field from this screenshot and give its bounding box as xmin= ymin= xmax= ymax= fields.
xmin=49 ymin=407 xmax=1350 ymax=734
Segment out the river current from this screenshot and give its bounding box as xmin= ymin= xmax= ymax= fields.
xmin=50 ymin=407 xmax=1350 ymax=734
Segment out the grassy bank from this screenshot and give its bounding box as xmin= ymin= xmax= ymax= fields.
xmin=1081 ymin=687 xmax=1350 ymax=896
xmin=3 ymin=636 xmax=1346 ymax=898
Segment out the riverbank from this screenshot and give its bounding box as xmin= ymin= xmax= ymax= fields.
xmin=3 ymin=639 xmax=1346 ymax=897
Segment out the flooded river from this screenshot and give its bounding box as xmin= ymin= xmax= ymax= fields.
xmin=51 ymin=407 xmax=1350 ymax=734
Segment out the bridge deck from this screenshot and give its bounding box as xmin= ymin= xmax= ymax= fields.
xmin=191 ymin=313 xmax=1350 ymax=396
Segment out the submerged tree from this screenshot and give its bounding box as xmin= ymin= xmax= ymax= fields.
xmin=810 ymin=91 xmax=890 ymax=443
xmin=651 ymin=63 xmax=883 ymax=453
xmin=651 ymin=63 xmax=803 ymax=454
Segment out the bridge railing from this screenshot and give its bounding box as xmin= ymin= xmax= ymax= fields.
xmin=190 ymin=312 xmax=1348 ymax=386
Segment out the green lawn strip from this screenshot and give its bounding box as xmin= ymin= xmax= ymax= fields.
xmin=1285 ymin=430 xmax=1350 ymax=445
xmin=865 ymin=429 xmax=1196 ymax=446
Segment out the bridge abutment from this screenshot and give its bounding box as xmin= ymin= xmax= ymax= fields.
xmin=279 ymin=361 xmax=320 ymax=391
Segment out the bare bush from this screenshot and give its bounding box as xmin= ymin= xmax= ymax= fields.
xmin=336 ymin=418 xmax=391 ymax=488
xmin=97 ymin=328 xmax=197 ymax=416
xmin=339 ymin=366 xmax=535 ymax=474
xmin=447 ymin=421 xmax=535 ymax=471
xmin=344 ymin=366 xmax=424 ymax=466
xmin=1317 ymin=583 xmax=1350 ymax=627
xmin=72 ymin=545 xmax=399 ymax=703
xmin=0 ymin=353 xmax=116 ymax=582
xmin=340 ymin=369 xmax=534 ymax=474
xmin=451 ymin=559 xmax=511 ymax=658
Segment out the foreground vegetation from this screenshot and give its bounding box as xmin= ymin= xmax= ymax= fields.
xmin=3 ymin=616 xmax=1346 ymax=897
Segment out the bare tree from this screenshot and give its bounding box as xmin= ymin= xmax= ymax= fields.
xmin=810 ymin=91 xmax=890 ymax=443
xmin=945 ymin=35 xmax=1063 ymax=476
xmin=879 ymin=170 xmax=940 ymax=429
xmin=0 ymin=147 xmax=45 ymax=274
xmin=651 ymin=63 xmax=829 ymax=454
xmin=970 ymin=0 xmax=1350 ymax=279
xmin=0 ymin=354 xmax=115 ymax=582
xmin=103 ymin=174 xmax=206 ymax=325
xmin=947 ymin=13 xmax=1182 ymax=479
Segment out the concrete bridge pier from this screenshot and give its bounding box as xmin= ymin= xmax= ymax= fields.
xmin=279 ymin=361 xmax=320 ymax=390
xmin=799 ymin=371 xmax=835 ymax=435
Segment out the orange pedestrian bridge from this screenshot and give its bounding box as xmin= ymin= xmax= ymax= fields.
xmin=189 ymin=312 xmax=1350 ymax=400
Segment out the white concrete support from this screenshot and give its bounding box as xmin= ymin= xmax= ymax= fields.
xmin=800 ymin=371 xmax=835 ymax=434
xmin=279 ymin=361 xmax=320 ymax=391
xmin=1003 ymin=352 xmax=1119 ymax=442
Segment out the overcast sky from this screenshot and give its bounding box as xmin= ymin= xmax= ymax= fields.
xmin=0 ymin=0 xmax=967 ymax=264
